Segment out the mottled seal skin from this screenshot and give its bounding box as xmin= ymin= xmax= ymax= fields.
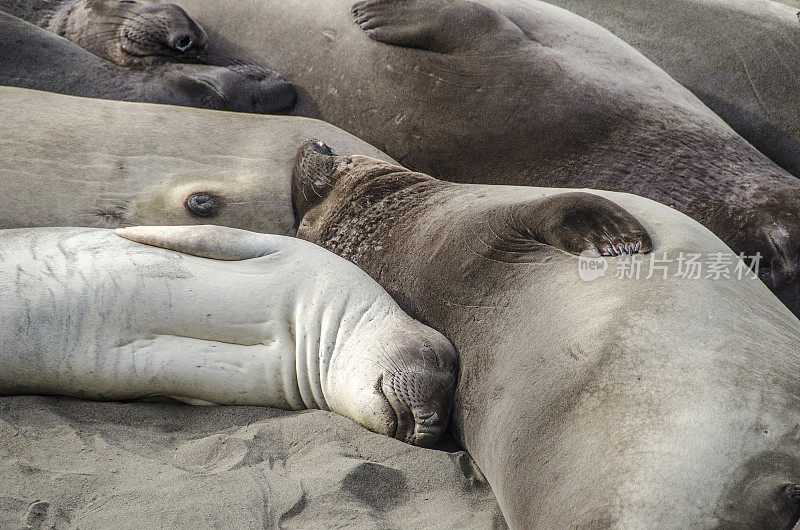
xmin=160 ymin=0 xmax=800 ymax=314
xmin=0 ymin=11 xmax=295 ymax=113
xmin=293 ymin=142 xmax=800 ymax=529
xmin=0 ymin=86 xmax=391 ymax=234
xmin=542 ymin=0 xmax=800 ymax=178
xmin=0 ymin=225 xmax=457 ymax=447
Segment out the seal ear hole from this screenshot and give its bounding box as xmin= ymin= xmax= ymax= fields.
xmin=186 ymin=193 xmax=220 ymax=218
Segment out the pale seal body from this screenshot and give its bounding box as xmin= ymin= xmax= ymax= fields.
xmin=0 ymin=86 xmax=392 ymax=235
xmin=543 ymin=0 xmax=800 ymax=177
xmin=157 ymin=0 xmax=800 ymax=313
xmin=294 ymin=143 xmax=800 ymax=528
xmin=0 ymin=11 xmax=295 ymax=113
xmin=0 ymin=225 xmax=457 ymax=447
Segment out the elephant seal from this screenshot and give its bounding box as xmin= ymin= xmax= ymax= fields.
xmin=0 ymin=11 xmax=295 ymax=113
xmin=2 ymin=0 xmax=208 ymax=66
xmin=542 ymin=0 xmax=800 ymax=178
xmin=0 ymin=86 xmax=390 ymax=234
xmin=0 ymin=224 xmax=457 ymax=447
xmin=293 ymin=141 xmax=800 ymax=528
xmin=148 ymin=0 xmax=800 ymax=313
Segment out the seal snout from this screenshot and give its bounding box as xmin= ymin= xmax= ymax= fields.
xmin=159 ymin=4 xmax=208 ymax=56
xmin=310 ymin=140 xmax=340 ymax=157
xmin=167 ymin=31 xmax=202 ymax=54
xmin=113 ymin=1 xmax=208 ymax=63
xmin=380 ymin=331 xmax=458 ymax=447
xmin=760 ymin=222 xmax=800 ymax=314
xmin=255 ymin=74 xmax=297 ymax=114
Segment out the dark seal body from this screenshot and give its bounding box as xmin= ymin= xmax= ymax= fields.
xmin=543 ymin=0 xmax=800 ymax=178
xmin=294 ymin=144 xmax=800 ymax=529
xmin=165 ymin=0 xmax=800 ymax=313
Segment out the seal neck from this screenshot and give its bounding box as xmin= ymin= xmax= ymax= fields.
xmin=290 ymin=282 xmax=383 ymax=412
xmin=299 ymin=166 xmax=440 ymax=265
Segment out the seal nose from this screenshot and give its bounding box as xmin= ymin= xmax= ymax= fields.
xmin=311 ymin=140 xmax=339 ymax=157
xmin=761 ymin=222 xmax=800 ymax=313
xmin=257 ymin=76 xmax=297 ymax=114
xmin=168 ymin=29 xmax=206 ymax=54
xmin=172 ymin=35 xmax=194 ymax=53
xmin=782 ymin=483 xmax=800 ymax=505
xmin=162 ymin=5 xmax=208 ymax=55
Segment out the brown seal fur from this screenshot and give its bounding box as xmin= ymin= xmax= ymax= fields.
xmin=293 ymin=140 xmax=800 ymax=529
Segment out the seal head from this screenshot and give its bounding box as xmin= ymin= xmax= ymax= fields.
xmin=329 ymin=316 xmax=458 ymax=447
xmin=114 ymin=224 xmax=458 ymax=447
xmin=47 ymin=0 xmax=209 ymax=66
xmin=145 ymin=62 xmax=297 ymax=114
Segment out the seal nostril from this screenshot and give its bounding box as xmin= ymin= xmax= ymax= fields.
xmin=186 ymin=193 xmax=219 ymax=218
xmin=174 ymin=36 xmax=193 ymax=53
xmin=312 ymin=140 xmax=339 ymax=157
xmin=782 ymin=484 xmax=800 ymax=505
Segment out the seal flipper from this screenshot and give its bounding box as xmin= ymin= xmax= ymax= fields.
xmin=352 ymin=0 xmax=525 ymax=54
xmin=512 ymin=192 xmax=653 ymax=257
xmin=115 ymin=225 xmax=285 ymax=260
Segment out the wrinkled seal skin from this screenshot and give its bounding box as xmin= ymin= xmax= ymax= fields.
xmin=0 ymin=11 xmax=295 ymax=113
xmin=0 ymin=86 xmax=392 ymax=234
xmin=543 ymin=0 xmax=800 ymax=178
xmin=161 ymin=0 xmax=800 ymax=314
xmin=294 ymin=142 xmax=800 ymax=529
xmin=0 ymin=225 xmax=457 ymax=447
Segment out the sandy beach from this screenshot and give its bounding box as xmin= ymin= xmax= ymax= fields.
xmin=0 ymin=396 xmax=505 ymax=528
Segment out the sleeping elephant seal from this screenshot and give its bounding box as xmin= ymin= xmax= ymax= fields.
xmin=0 ymin=86 xmax=389 ymax=234
xmin=2 ymin=0 xmax=208 ymax=66
xmin=147 ymin=0 xmax=800 ymax=314
xmin=0 ymin=224 xmax=457 ymax=447
xmin=0 ymin=11 xmax=295 ymax=113
xmin=294 ymin=141 xmax=800 ymax=528
xmin=542 ymin=0 xmax=800 ymax=178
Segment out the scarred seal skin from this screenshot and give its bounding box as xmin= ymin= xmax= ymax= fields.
xmin=293 ymin=140 xmax=800 ymax=529
xmin=117 ymin=0 xmax=800 ymax=315
xmin=0 ymin=225 xmax=457 ymax=447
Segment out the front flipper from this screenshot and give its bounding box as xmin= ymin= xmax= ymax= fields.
xmin=351 ymin=0 xmax=525 ymax=54
xmin=116 ymin=225 xmax=287 ymax=260
xmin=519 ymin=192 xmax=653 ymax=257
